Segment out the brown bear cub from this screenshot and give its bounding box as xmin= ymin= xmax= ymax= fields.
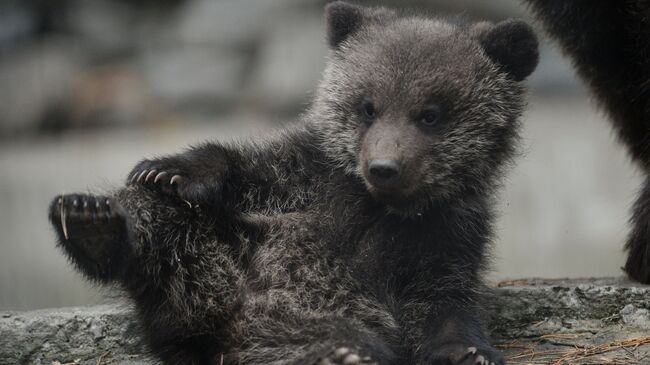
xmin=48 ymin=2 xmax=538 ymax=364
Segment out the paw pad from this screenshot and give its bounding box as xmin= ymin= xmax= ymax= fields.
xmin=53 ymin=194 xmax=120 ymax=239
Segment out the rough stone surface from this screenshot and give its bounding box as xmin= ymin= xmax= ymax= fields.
xmin=489 ymin=278 xmax=650 ymax=364
xmin=2 ymin=278 xmax=649 ymax=364
xmin=0 ymin=304 xmax=148 ymax=365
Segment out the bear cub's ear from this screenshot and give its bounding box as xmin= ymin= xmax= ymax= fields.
xmin=475 ymin=20 xmax=539 ymax=81
xmin=325 ymin=1 xmax=365 ymax=49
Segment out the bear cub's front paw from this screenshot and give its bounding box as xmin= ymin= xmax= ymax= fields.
xmin=317 ymin=347 xmax=377 ymax=365
xmin=127 ymin=158 xmax=187 ymax=192
xmin=127 ymin=158 xmax=222 ymax=206
xmin=426 ymin=344 xmax=504 ymax=365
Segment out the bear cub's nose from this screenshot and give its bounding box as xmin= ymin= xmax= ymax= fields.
xmin=368 ymin=159 xmax=400 ymax=187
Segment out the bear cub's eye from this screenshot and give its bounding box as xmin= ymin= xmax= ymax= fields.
xmin=360 ymin=98 xmax=376 ymax=122
xmin=420 ymin=106 xmax=441 ymax=127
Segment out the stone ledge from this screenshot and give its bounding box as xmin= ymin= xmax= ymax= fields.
xmin=0 ymin=304 xmax=147 ymax=365
xmin=489 ymin=277 xmax=650 ymax=364
xmin=1 ymin=278 xmax=648 ymax=364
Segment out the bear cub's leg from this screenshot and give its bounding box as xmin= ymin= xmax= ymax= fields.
xmin=48 ymin=193 xmax=133 ymax=282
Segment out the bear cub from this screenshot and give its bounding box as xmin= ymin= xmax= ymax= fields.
xmin=48 ymin=2 xmax=538 ymax=365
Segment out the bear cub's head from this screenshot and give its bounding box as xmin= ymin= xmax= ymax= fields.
xmin=310 ymin=1 xmax=538 ymax=212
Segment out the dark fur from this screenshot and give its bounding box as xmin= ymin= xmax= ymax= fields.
xmin=523 ymin=0 xmax=650 ymax=283
xmin=48 ymin=2 xmax=538 ymax=364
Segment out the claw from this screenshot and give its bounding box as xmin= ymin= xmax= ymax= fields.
xmin=154 ymin=171 xmax=168 ymax=183
xmin=104 ymin=199 xmax=112 ymax=220
xmin=475 ymin=355 xmax=485 ymax=365
xmin=182 ymin=199 xmax=193 ymax=208
xmin=343 ymin=354 xmax=360 ymax=365
xmin=130 ymin=171 xmax=139 ymax=184
xmin=72 ymin=199 xmax=78 ymax=208
xmin=137 ymin=170 xmax=148 ymax=183
xmin=145 ymin=170 xmax=157 ymax=182
xmin=170 ymin=175 xmax=183 ymax=185
xmin=60 ymin=195 xmax=69 ymax=240
xmin=83 ymin=200 xmax=88 ymax=209
xmin=334 ymin=348 xmax=350 ymax=359
xmin=468 ymin=347 xmax=477 ymax=355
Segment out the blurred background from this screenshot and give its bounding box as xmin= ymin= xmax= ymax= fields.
xmin=0 ymin=0 xmax=641 ymax=310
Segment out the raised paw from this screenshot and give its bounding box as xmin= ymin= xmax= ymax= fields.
xmin=426 ymin=344 xmax=505 ymax=365
xmin=317 ymin=347 xmax=377 ymax=365
xmin=127 ymin=159 xmax=186 ymax=194
xmin=48 ymin=193 xmax=133 ymax=282
xmin=126 ymin=158 xmax=221 ymax=207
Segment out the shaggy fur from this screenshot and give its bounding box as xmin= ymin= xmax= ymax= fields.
xmin=48 ymin=2 xmax=538 ymax=364
xmin=523 ymin=0 xmax=650 ymax=283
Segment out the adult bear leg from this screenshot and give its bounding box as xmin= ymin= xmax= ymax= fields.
xmin=625 ymin=175 xmax=650 ymax=283
xmin=523 ymin=0 xmax=650 ymax=284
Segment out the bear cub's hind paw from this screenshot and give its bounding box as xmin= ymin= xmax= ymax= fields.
xmin=317 ymin=347 xmax=377 ymax=365
xmin=49 ymin=194 xmax=132 ymax=282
